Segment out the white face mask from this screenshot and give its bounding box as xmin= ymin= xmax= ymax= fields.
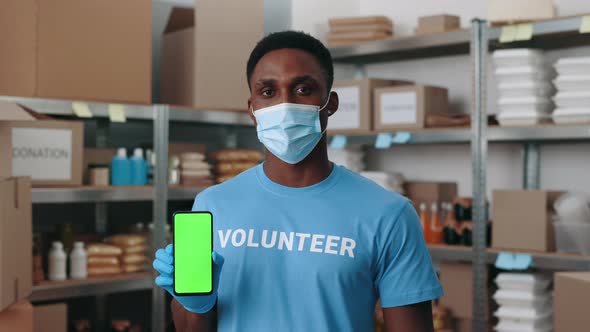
xmin=252 ymin=98 xmax=330 ymax=164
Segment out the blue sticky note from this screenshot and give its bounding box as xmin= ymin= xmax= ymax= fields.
xmin=329 ymin=135 xmax=347 ymax=149
xmin=495 ymin=252 xmax=533 ymax=270
xmin=375 ymin=133 xmax=393 ymax=149
xmin=392 ymin=132 xmax=412 ymax=144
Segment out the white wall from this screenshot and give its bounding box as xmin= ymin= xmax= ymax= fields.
xmin=292 ymin=0 xmax=590 ymax=197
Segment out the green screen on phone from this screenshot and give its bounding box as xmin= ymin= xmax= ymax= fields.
xmin=174 ymin=212 xmax=213 ymax=295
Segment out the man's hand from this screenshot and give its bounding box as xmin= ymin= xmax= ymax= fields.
xmin=153 ymin=244 xmax=225 ymax=313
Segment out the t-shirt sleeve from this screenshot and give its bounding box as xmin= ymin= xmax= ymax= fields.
xmin=375 ymin=201 xmax=443 ymax=308
xmin=191 ymin=191 xmax=209 ymax=211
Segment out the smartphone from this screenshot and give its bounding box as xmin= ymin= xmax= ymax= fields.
xmin=173 ymin=211 xmax=213 ymax=295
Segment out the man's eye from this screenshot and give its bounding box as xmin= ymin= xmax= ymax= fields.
xmin=296 ymin=86 xmax=311 ymax=95
xmin=261 ymin=89 xmax=274 ymax=97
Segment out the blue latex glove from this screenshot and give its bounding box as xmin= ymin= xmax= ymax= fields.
xmin=153 ymin=244 xmax=224 ymax=313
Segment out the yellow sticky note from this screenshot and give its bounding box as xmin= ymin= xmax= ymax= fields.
xmin=580 ymin=15 xmax=590 ymax=34
xmin=515 ymin=23 xmax=533 ymax=41
xmin=499 ymin=25 xmax=517 ymax=43
xmin=108 ymin=104 xmax=127 ymax=123
xmin=72 ymin=102 xmax=92 ymax=118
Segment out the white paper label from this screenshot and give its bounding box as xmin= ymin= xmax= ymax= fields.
xmin=330 ymin=86 xmax=360 ymax=129
xmin=12 ymin=128 xmax=73 ymax=180
xmin=380 ymin=92 xmax=417 ymax=125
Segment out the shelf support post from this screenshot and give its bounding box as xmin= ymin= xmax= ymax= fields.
xmin=152 ymin=104 xmax=170 ymax=332
xmin=523 ymin=142 xmax=541 ymax=189
xmin=470 ymin=18 xmax=489 ymax=332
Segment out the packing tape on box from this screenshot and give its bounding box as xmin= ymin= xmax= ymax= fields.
xmin=514 ymin=23 xmax=533 ymax=41
xmin=108 ymin=104 xmax=127 ymax=123
xmin=72 ymin=102 xmax=93 ymax=118
xmin=580 ymin=16 xmax=590 ymax=34
xmin=329 ymin=135 xmax=348 ymax=149
xmin=495 ymin=252 xmax=533 ymax=270
xmin=375 ymin=132 xmax=412 ymax=149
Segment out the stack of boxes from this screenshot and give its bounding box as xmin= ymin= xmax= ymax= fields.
xmin=493 ymin=49 xmax=555 ymax=126
xmin=180 ymin=152 xmax=214 ymax=187
xmin=327 ymin=16 xmax=393 ymax=47
xmin=493 ymin=273 xmax=553 ymax=332
xmin=552 ymin=56 xmax=590 ymax=124
xmin=0 ymin=177 xmax=33 ymax=330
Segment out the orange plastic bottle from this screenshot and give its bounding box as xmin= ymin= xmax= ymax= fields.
xmin=419 ymin=202 xmax=431 ymax=243
xmin=430 ymin=203 xmax=444 ymax=244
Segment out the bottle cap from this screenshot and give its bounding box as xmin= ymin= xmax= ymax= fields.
xmin=52 ymin=241 xmax=63 ymax=249
xmin=133 ymin=148 xmax=144 ymax=159
xmin=74 ymin=241 xmax=84 ymax=248
xmin=431 ymin=202 xmax=438 ymax=211
xmin=117 ymin=148 xmax=127 ymax=158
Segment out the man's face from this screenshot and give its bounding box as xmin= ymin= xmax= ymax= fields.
xmin=248 ymin=48 xmax=337 ymax=131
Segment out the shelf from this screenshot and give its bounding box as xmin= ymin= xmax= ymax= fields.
xmin=30 ymin=272 xmax=153 ymax=302
xmin=428 ymin=244 xmax=590 ymax=270
xmin=0 ymin=96 xmax=252 ymax=126
xmin=330 ymin=124 xmax=590 ymax=145
xmin=32 ymin=186 xmax=205 ymax=203
xmin=488 ymin=15 xmax=590 ymax=51
xmin=330 ymin=29 xmax=471 ymax=63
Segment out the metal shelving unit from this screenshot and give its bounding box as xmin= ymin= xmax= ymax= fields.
xmin=30 ymin=272 xmax=152 ymax=302
xmin=330 ymin=14 xmax=590 ymax=332
xmin=332 ymin=124 xmax=590 ymax=145
xmin=428 ymin=245 xmax=590 ymax=271
xmin=31 ymin=186 xmax=205 ymax=203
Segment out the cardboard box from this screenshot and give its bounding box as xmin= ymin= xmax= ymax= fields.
xmin=416 ymin=15 xmax=460 ymax=35
xmin=555 ymin=272 xmax=590 ymax=331
xmin=488 ymin=0 xmax=555 ymax=25
xmin=0 ymin=104 xmax=84 ymax=187
xmin=492 ymin=190 xmax=562 ymax=252
xmin=374 ymin=85 xmax=449 ymax=131
xmin=404 ymin=182 xmax=458 ymax=207
xmin=329 ymin=79 xmax=411 ymax=134
xmin=0 ymin=178 xmax=32 ymax=312
xmin=162 ymin=1 xmax=264 ymax=110
xmin=83 ymin=148 xmax=116 ymax=185
xmin=33 ymin=303 xmax=67 ymax=332
xmin=439 ymin=262 xmax=493 ymax=321
xmin=0 ymin=300 xmax=33 ymax=332
xmin=0 ymin=0 xmax=152 ymax=103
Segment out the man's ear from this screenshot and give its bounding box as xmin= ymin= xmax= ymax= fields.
xmin=326 ymin=91 xmax=339 ymax=117
xmin=248 ymin=98 xmax=257 ymax=125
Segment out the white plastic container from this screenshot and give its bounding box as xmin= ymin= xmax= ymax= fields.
xmin=495 ymin=319 xmax=553 ymax=332
xmin=553 ymin=222 xmax=590 ymax=255
xmin=493 ymin=289 xmax=552 ymax=309
xmin=70 ymin=241 xmax=87 ymax=279
xmin=552 ymin=108 xmax=590 ymax=124
xmin=497 ymin=81 xmax=554 ymax=98
xmin=497 ymin=111 xmax=551 ymax=126
xmin=498 ymin=96 xmax=553 ymax=114
xmin=493 ymin=49 xmax=545 ymax=67
xmin=495 ymin=66 xmax=554 ymax=85
xmin=495 ymin=306 xmax=552 ymax=321
xmin=49 ymin=241 xmax=67 ymax=281
xmin=553 ymin=75 xmax=590 ymax=92
xmin=553 ymin=91 xmax=590 ymax=108
xmin=555 ymin=57 xmax=590 ymax=76
xmin=495 ymin=273 xmax=551 ymax=292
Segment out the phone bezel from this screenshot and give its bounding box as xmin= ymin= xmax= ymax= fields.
xmin=172 ymin=211 xmax=214 ymax=296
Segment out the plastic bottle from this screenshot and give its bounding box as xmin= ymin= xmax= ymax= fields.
xmin=130 ymin=148 xmax=148 ymax=185
xmin=70 ymin=241 xmax=87 ymax=279
xmin=111 ymin=148 xmax=131 ymax=186
xmin=419 ymin=203 xmax=429 ymax=242
xmin=430 ymin=203 xmax=444 ymax=244
xmin=49 ymin=241 xmax=67 ymax=281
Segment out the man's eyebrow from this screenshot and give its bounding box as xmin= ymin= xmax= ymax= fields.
xmin=292 ymin=75 xmax=317 ymax=85
xmin=255 ymin=78 xmax=277 ymax=86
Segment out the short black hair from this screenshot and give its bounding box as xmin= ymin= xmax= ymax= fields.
xmin=246 ymin=31 xmax=334 ymax=92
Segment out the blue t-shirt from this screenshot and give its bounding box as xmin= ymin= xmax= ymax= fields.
xmin=192 ymin=163 xmax=442 ymax=331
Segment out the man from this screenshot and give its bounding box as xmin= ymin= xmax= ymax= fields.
xmin=153 ymin=31 xmax=443 ymax=331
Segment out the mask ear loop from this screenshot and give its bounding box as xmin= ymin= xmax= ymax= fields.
xmin=319 ymin=92 xmax=332 ymax=114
